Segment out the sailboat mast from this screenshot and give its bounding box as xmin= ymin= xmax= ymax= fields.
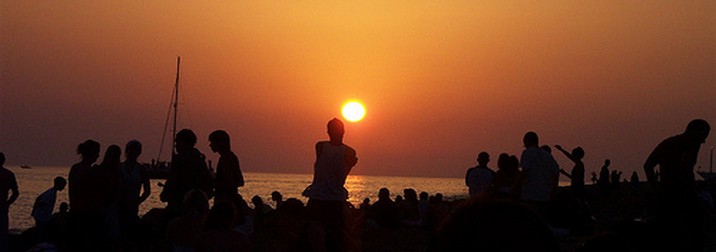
xmin=172 ymin=56 xmax=181 ymax=152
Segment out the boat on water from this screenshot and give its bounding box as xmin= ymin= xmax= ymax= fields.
xmin=20 ymin=165 xmax=31 ymax=169
xmin=144 ymin=57 xmax=182 ymax=180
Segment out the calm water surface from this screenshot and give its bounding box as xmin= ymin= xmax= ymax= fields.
xmin=6 ymin=166 xmax=468 ymax=232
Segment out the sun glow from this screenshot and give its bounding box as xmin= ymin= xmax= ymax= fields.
xmin=342 ymin=101 xmax=366 ymax=122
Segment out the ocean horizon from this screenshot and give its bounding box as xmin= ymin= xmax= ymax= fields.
xmin=6 ymin=165 xmax=478 ymax=233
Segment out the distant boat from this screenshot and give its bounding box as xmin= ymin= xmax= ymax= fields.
xmin=20 ymin=165 xmax=31 ymax=169
xmin=145 ymin=57 xmax=181 ymax=180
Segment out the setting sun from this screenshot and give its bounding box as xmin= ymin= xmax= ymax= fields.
xmin=342 ymin=101 xmax=366 ymax=122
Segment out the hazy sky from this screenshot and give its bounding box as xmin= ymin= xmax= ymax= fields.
xmin=1 ymin=1 xmax=714 ymax=179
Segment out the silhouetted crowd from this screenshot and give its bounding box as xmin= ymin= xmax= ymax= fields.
xmin=0 ymin=119 xmax=713 ymax=252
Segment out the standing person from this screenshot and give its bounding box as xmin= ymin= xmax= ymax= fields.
xmin=96 ymin=145 xmax=124 ymax=249
xmin=492 ymin=153 xmax=521 ymax=198
xmin=161 ymin=129 xmax=214 ymax=216
xmin=555 ymin=145 xmax=586 ymax=198
xmin=67 ymin=140 xmax=101 ymax=251
xmin=271 ymin=191 xmax=283 ymax=209
xmin=32 ymin=177 xmax=67 ymax=233
xmin=598 ymin=159 xmax=611 ymax=195
xmin=208 ymin=130 xmax=245 ymax=205
xmin=303 ymin=118 xmax=358 ymax=252
xmin=0 ymin=152 xmax=19 ymax=252
xmin=465 ymin=152 xmax=495 ymax=197
xmin=119 ymin=140 xmax=150 ymax=247
xmin=643 ymin=119 xmax=710 ymax=251
xmin=518 ymin=132 xmax=559 ymax=217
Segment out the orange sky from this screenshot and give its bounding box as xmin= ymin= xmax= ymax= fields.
xmin=1 ymin=1 xmax=714 ymax=178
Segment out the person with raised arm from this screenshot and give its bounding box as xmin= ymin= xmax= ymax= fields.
xmin=554 ymin=145 xmax=585 ymax=198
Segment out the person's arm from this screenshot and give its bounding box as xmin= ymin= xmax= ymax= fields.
xmin=138 ymin=167 xmax=151 ymax=204
xmin=465 ymin=169 xmax=471 ymax=186
xmin=345 ymin=146 xmax=358 ymax=172
xmin=315 ymin=142 xmax=323 ymax=160
xmin=8 ymin=174 xmax=19 ymax=206
xmin=559 ymin=169 xmax=572 ymax=178
xmin=235 ymin=157 xmax=244 ymax=187
xmin=643 ymin=144 xmax=661 ymax=188
xmin=555 ymin=145 xmax=575 ymax=161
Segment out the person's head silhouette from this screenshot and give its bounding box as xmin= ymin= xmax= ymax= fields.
xmin=685 ymin=119 xmax=710 ymax=144
xmin=54 ymin=176 xmax=67 ymax=191
xmin=477 ymin=152 xmax=490 ymax=166
xmin=125 ymin=140 xmax=142 ymax=161
xmin=523 ymin=132 xmax=539 ymax=148
xmin=102 ymin=145 xmax=122 ymax=166
xmin=209 ymin=130 xmax=231 ymax=154
xmin=379 ymin=188 xmax=390 ymax=201
xmin=327 ymin=118 xmax=345 ymax=143
xmin=77 ymin=140 xmax=100 ymax=163
xmin=176 ymin=129 xmax=198 ymax=154
xmin=573 ymin=147 xmax=585 ymax=159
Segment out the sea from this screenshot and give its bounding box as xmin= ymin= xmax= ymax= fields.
xmin=5 ymin=166 xmax=471 ymax=233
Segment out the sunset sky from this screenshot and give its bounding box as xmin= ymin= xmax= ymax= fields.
xmin=1 ymin=1 xmax=714 ymax=179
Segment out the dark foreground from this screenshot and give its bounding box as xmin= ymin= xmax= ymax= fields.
xmin=9 ymin=182 xmax=716 ymax=252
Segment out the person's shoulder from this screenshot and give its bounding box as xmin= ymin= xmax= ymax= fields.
xmin=343 ymin=144 xmax=356 ymax=153
xmin=0 ymin=167 xmax=12 ymax=175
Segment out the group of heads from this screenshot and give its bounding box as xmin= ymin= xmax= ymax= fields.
xmin=166 ymin=129 xmax=234 ymax=155
xmin=76 ymin=139 xmax=142 ymax=164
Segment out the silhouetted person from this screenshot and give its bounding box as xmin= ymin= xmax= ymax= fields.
xmin=465 ymin=152 xmax=495 ymax=197
xmin=540 ymin=145 xmax=561 ymax=196
xmin=48 ymin=202 xmax=70 ymax=248
xmin=610 ymin=170 xmax=622 ymax=187
xmin=118 ymin=140 xmax=150 ymax=248
xmin=0 ymin=152 xmax=19 ymax=252
xmin=598 ymin=159 xmax=611 ymax=194
xmin=303 ymin=118 xmax=358 ymax=252
xmin=68 ymin=140 xmax=102 ymax=251
xmin=493 ymin=154 xmax=522 ymax=198
xmin=195 ymin=200 xmax=251 ymax=252
xmin=590 ymin=171 xmax=598 ymax=185
xmin=161 ymin=129 xmax=214 ymax=216
xmin=96 ymin=145 xmax=124 ymax=249
xmin=271 ymin=191 xmax=283 ymax=209
xmin=519 ymin=132 xmax=559 ymax=217
xmin=251 ymin=195 xmax=272 ymax=229
xmin=368 ymin=188 xmax=399 ymax=229
xmin=555 ymin=145 xmax=586 ymax=198
xmin=208 ymin=130 xmax=245 ymax=205
xmin=399 ymin=188 xmax=420 ymax=226
xmin=630 ymin=171 xmax=640 ymax=188
xmin=32 ymin=177 xmax=66 ymax=233
xmin=166 ymin=189 xmax=209 ymax=252
xmin=643 ymin=119 xmax=710 ymax=251
xmin=359 ymin=198 xmax=371 ymax=211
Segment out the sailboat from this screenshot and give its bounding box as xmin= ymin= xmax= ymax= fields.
xmin=146 ymin=57 xmax=182 ymax=179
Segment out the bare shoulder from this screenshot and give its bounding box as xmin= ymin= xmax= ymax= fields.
xmin=344 ymin=144 xmax=357 ymax=156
